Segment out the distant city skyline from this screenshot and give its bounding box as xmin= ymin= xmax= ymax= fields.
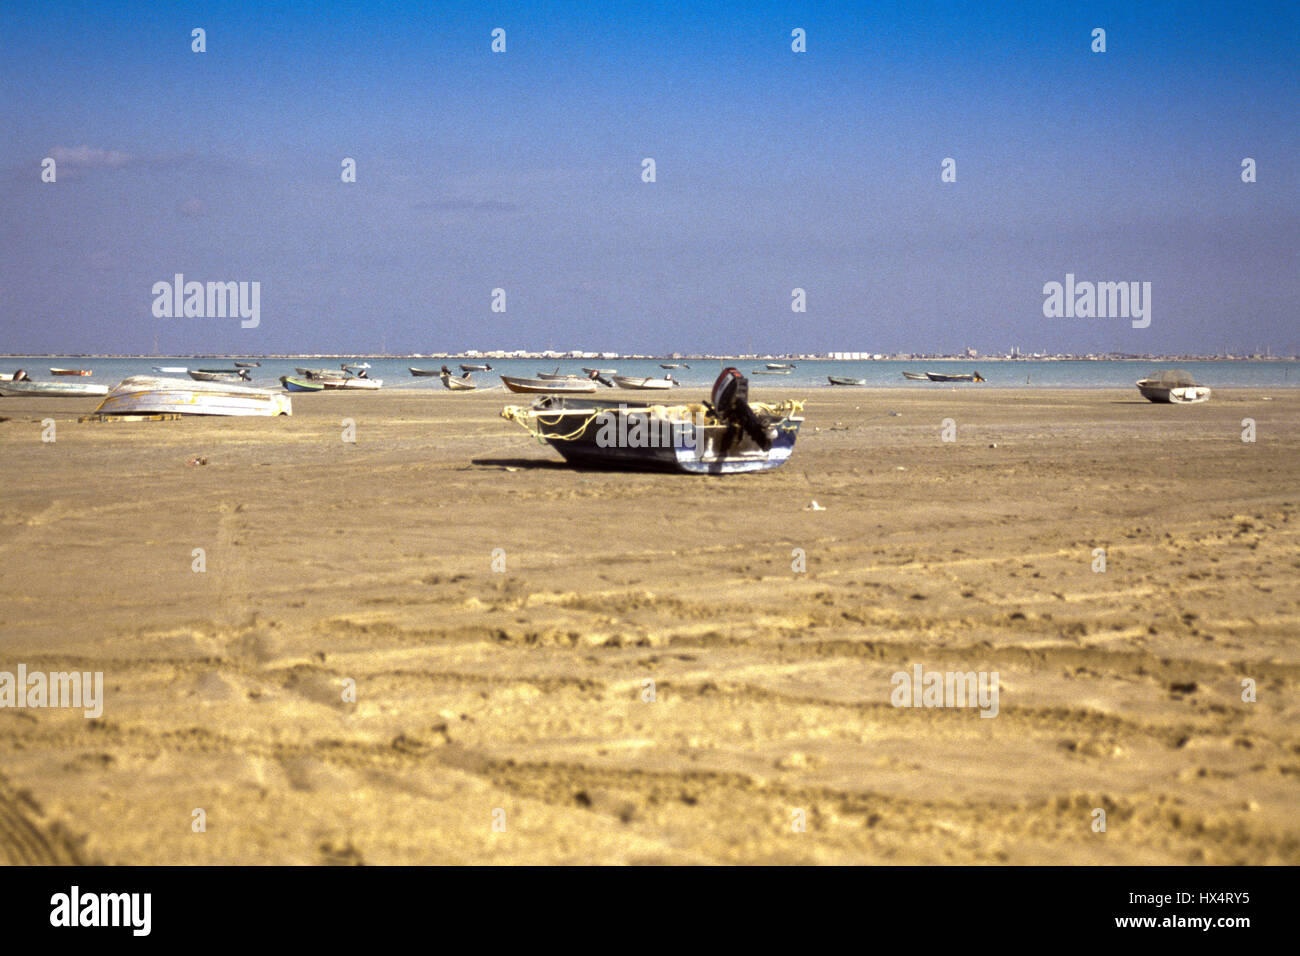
xmin=4 ymin=1 xmax=1297 ymax=356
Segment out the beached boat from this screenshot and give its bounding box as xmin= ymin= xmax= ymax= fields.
xmin=318 ymin=377 xmax=382 ymax=390
xmin=95 ymin=376 xmax=291 ymax=416
xmin=295 ymin=367 xmax=347 ymax=379
xmin=50 ymin=368 xmax=92 ymax=376
xmin=1136 ymin=370 xmax=1211 ymax=404
xmin=409 ymin=367 xmax=439 ymax=377
xmin=280 ymin=376 xmax=324 ymax=392
xmin=537 ymin=369 xmax=584 ymax=380
xmin=0 ymin=379 xmax=109 ymax=398
xmin=460 ymin=363 xmax=492 ymax=372
xmin=613 ymin=375 xmax=675 ymax=390
xmin=828 ymin=375 xmax=867 ymax=386
xmin=440 ymin=371 xmax=477 ymax=391
xmin=924 ymin=371 xmax=985 ymax=383
xmin=189 ymin=370 xmax=250 ymax=383
xmin=153 ymin=366 xmax=188 ymax=373
xmin=500 ymin=369 xmax=804 ymax=474
xmin=901 ymin=371 xmax=929 ymax=381
xmin=501 ymin=375 xmax=597 ymax=394
xmin=766 ymin=363 xmax=795 ymax=370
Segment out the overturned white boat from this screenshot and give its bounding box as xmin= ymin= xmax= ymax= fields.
xmin=93 ymin=376 xmax=292 ymax=416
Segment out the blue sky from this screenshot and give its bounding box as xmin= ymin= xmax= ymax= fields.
xmin=2 ymin=1 xmax=1297 ymax=354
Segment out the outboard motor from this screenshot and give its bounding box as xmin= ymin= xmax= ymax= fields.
xmin=707 ymin=367 xmax=771 ymax=452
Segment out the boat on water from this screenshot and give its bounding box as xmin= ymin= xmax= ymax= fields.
xmin=318 ymin=377 xmax=382 ymax=390
xmin=501 ymin=375 xmax=598 ymax=394
xmin=189 ymin=369 xmax=251 ymax=383
xmin=234 ymin=361 xmax=261 ymax=368
xmin=280 ymin=376 xmax=324 ymax=392
xmin=1136 ymin=370 xmax=1211 ymax=404
xmin=901 ymin=371 xmax=929 ymax=381
xmin=500 ymin=368 xmax=804 ymax=474
xmin=0 ymin=379 xmax=109 ymax=397
xmin=95 ymin=376 xmax=291 ymax=416
xmin=460 ymin=363 xmax=492 ymax=372
xmin=343 ymin=362 xmax=371 ymax=370
xmin=924 ymin=371 xmax=985 ymax=383
xmin=50 ymin=368 xmax=92 ymax=376
xmin=828 ymin=375 xmax=867 ymax=386
xmin=660 ymin=363 xmax=690 ymax=369
xmin=613 ymin=374 xmax=675 ymax=390
xmin=440 ymin=370 xmax=477 ymax=391
xmin=409 ymin=367 xmax=439 ymax=377
xmin=766 ymin=363 xmax=795 ymax=370
xmin=751 ymin=369 xmax=790 ymax=376
xmin=581 ymin=367 xmax=616 ymax=375
xmin=153 ymin=366 xmax=188 ymax=373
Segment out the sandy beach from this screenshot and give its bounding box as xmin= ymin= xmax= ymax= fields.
xmin=1 ymin=385 xmax=1297 ymax=865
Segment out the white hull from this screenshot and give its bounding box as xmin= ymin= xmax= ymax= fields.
xmin=94 ymin=376 xmax=292 ymax=416
xmin=613 ymin=375 xmax=674 ymax=390
xmin=0 ymin=380 xmax=109 ymax=397
xmin=319 ymin=378 xmax=382 ymax=390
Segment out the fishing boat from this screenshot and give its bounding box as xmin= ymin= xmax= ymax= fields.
xmin=901 ymin=371 xmax=929 ymax=381
xmin=460 ymin=363 xmax=492 ymax=372
xmin=501 ymin=375 xmax=597 ymax=394
xmin=537 ymin=368 xmax=583 ymax=380
xmin=50 ymin=368 xmax=92 ymax=376
xmin=189 ymin=369 xmax=251 ymax=383
xmin=295 ymin=367 xmax=347 ymax=379
xmin=500 ymin=368 xmax=804 ymax=474
xmin=828 ymin=375 xmax=867 ymax=386
xmin=318 ymin=377 xmax=382 ymax=390
xmin=234 ymin=361 xmax=261 ymax=368
xmin=95 ymin=376 xmax=291 ymax=416
xmin=751 ymin=369 xmax=790 ymax=376
xmin=766 ymin=363 xmax=795 ymax=370
xmin=153 ymin=366 xmax=188 ymax=373
xmin=280 ymin=376 xmax=325 ymax=392
xmin=0 ymin=379 xmax=109 ymax=397
xmin=581 ymin=367 xmax=617 ymax=375
xmin=660 ymin=363 xmax=690 ymax=369
xmin=613 ymin=374 xmax=675 ymax=390
xmin=1136 ymin=370 xmax=1211 ymax=404
xmin=409 ymin=367 xmax=440 ymax=376
xmin=440 ymin=370 xmax=477 ymax=391
xmin=924 ymin=371 xmax=985 ymax=383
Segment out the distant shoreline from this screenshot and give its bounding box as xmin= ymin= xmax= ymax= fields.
xmin=2 ymin=354 xmax=1296 ymax=362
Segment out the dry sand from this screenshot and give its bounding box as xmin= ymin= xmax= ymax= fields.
xmin=1 ymin=385 xmax=1297 ymax=864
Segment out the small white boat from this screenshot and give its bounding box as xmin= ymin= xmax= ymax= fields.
xmin=189 ymin=370 xmax=250 ymax=383
xmin=95 ymin=376 xmax=291 ymax=416
xmin=766 ymin=363 xmax=795 ymax=370
xmin=0 ymin=379 xmax=109 ymax=397
xmin=318 ymin=377 xmax=382 ymax=390
xmin=1136 ymin=370 xmax=1211 ymax=404
xmin=50 ymin=367 xmax=93 ymax=376
xmin=295 ymin=367 xmax=347 ymax=379
xmin=501 ymin=375 xmax=597 ymax=394
xmin=613 ymin=375 xmax=675 ymax=390
xmin=441 ymin=371 xmax=477 ymax=391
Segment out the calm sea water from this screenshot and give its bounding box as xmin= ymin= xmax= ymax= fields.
xmin=3 ymin=357 xmax=1296 ymax=390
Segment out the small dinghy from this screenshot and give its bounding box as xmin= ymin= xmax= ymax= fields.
xmin=901 ymin=371 xmax=929 ymax=381
xmin=766 ymin=363 xmax=795 ymax=370
xmin=828 ymin=375 xmax=867 ymax=386
xmin=189 ymin=369 xmax=251 ymax=383
xmin=1136 ymin=370 xmax=1211 ymax=404
xmin=751 ymin=369 xmax=790 ymax=375
xmin=280 ymin=376 xmax=324 ymax=392
xmin=440 ymin=369 xmax=478 ymax=390
xmin=460 ymin=363 xmax=492 ymax=372
xmin=0 ymin=379 xmax=109 ymax=397
xmin=234 ymin=361 xmax=261 ymax=368
xmin=501 ymin=375 xmax=597 ymax=394
xmin=95 ymin=376 xmax=291 ymax=416
xmin=613 ymin=374 xmax=675 ymax=390
xmin=500 ymin=368 xmax=804 ymax=474
xmin=409 ymin=367 xmax=439 ymax=377
xmin=50 ymin=368 xmax=93 ymax=376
